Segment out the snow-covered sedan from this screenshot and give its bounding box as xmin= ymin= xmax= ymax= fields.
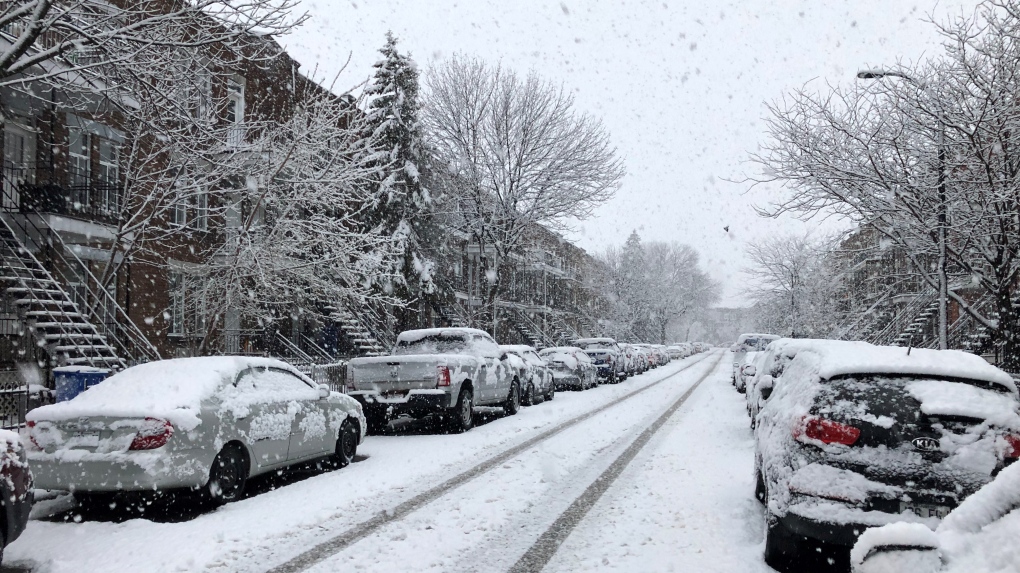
xmin=27 ymin=357 xmax=365 ymax=506
xmin=500 ymin=345 xmax=555 ymax=405
xmin=851 ymin=457 xmax=1020 ymax=573
xmin=754 ymin=341 xmax=1020 ymax=571
xmin=539 ymin=346 xmax=598 ymax=390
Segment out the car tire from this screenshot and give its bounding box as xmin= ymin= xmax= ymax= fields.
xmin=504 ymin=380 xmax=521 ymax=415
xmin=763 ymin=510 xmax=803 ymax=571
xmin=207 ymin=445 xmax=248 ymax=505
xmin=334 ymin=419 xmax=359 ymax=468
xmin=448 ymin=387 xmax=474 ymax=433
xmin=522 ymin=383 xmax=535 ymax=407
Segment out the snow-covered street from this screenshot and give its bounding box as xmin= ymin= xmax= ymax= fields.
xmin=3 ymin=350 xmax=779 ymax=573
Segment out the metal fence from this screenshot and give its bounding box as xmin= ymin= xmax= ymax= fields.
xmin=310 ymin=362 xmax=348 ymax=394
xmin=0 ymin=370 xmax=29 ymax=429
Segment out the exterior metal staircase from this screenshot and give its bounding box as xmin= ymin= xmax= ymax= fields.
xmin=1 ymin=219 xmax=123 ymax=368
xmin=326 ymin=305 xmax=388 ymax=357
xmin=504 ymin=305 xmax=554 ymax=348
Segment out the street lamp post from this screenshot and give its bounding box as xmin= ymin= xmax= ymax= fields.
xmin=857 ymin=69 xmax=949 ymax=350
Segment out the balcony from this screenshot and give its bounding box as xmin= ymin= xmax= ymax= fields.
xmin=1 ymin=164 xmax=122 ymax=227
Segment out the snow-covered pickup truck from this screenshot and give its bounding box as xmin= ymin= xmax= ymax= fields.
xmin=346 ymin=328 xmax=520 ymax=434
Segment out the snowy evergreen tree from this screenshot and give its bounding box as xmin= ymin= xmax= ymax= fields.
xmin=361 ymin=32 xmax=438 ymax=330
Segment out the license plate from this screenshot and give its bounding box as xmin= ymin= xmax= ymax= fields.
xmin=900 ymin=501 xmax=950 ymax=519
xmin=71 ymin=430 xmax=101 ymax=446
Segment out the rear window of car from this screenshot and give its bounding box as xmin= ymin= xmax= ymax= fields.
xmin=577 ymin=341 xmax=614 ymax=350
xmin=815 ymin=374 xmax=1020 ymax=429
xmin=395 ymin=334 xmax=479 ymax=355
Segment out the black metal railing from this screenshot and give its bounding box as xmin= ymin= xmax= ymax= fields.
xmin=2 ymin=164 xmax=122 ymax=226
xmin=0 ymin=177 xmax=160 ymax=365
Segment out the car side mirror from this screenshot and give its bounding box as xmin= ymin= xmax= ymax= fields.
xmin=500 ymin=353 xmax=509 ymax=361
xmin=851 ymin=524 xmax=940 ymax=573
xmin=318 ymin=384 xmax=330 ymax=399
xmin=759 ymin=375 xmax=774 ymax=400
xmin=742 ymin=365 xmax=757 ymax=377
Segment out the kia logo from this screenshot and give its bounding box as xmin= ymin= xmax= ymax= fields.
xmin=912 ymin=437 xmax=941 ymax=452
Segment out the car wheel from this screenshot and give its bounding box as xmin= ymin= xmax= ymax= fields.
xmin=522 ymin=383 xmax=535 ymax=407
xmin=334 ymin=419 xmax=359 ymax=468
xmin=764 ymin=510 xmax=804 ymax=571
xmin=504 ymin=380 xmax=521 ymax=415
xmin=208 ymin=445 xmax=248 ymax=505
xmin=448 ymin=387 xmax=474 ymax=433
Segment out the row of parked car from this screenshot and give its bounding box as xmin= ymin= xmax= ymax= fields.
xmin=0 ymin=327 xmax=710 ymax=563
xmin=729 ymin=333 xmax=1020 ymax=573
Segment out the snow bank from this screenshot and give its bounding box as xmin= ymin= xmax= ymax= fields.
xmin=850 ymin=523 xmax=940 ymax=573
xmin=939 ymin=459 xmax=1020 ymax=535
xmin=27 ymin=357 xmax=297 ymax=431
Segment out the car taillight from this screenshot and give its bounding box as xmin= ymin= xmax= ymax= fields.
xmin=25 ymin=420 xmax=40 ymax=450
xmin=437 ymin=366 xmax=451 ymax=387
xmin=129 ymin=418 xmax=174 ymax=451
xmin=795 ymin=416 xmax=860 ymax=446
xmin=1005 ymin=434 xmax=1020 ymax=459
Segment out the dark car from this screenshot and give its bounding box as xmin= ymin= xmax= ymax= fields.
xmin=754 ymin=341 xmax=1020 ymax=571
xmin=0 ymin=430 xmax=33 ymax=564
xmin=538 ymin=347 xmax=597 ymax=390
xmin=573 ymin=338 xmax=626 ymax=383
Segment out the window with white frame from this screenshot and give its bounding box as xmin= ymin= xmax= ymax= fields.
xmin=2 ymin=123 xmax=34 ymax=209
xmin=193 ymin=188 xmax=208 ymax=231
xmin=98 ymin=138 xmax=119 ymax=212
xmin=169 ymin=270 xmax=207 ymax=337
xmin=172 ymin=179 xmax=188 ymax=227
xmin=68 ymin=127 xmax=90 ymax=205
xmin=225 ymin=77 xmax=245 ymax=147
xmin=196 ymin=66 xmax=212 ymax=121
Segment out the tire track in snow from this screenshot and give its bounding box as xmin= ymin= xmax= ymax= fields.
xmin=265 ymin=352 xmax=718 ymax=573
xmin=508 ymin=352 xmax=725 ymax=573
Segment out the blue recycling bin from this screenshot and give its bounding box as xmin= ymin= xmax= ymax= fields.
xmin=53 ymin=366 xmax=110 ymax=403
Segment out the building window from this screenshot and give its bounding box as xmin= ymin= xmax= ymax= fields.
xmin=196 ymin=67 xmax=212 ymax=121
xmin=225 ymin=77 xmax=245 ymax=147
xmin=193 ymin=189 xmax=208 ymax=231
xmin=2 ymin=124 xmax=34 ymax=209
xmin=169 ymin=271 xmax=207 ymax=337
xmin=98 ymin=138 xmax=119 ymax=212
xmin=68 ymin=127 xmax=90 ymax=207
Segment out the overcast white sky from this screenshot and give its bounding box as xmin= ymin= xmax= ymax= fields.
xmin=281 ymin=0 xmax=981 ymax=307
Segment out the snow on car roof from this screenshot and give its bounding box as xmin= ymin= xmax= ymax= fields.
xmin=574 ymin=338 xmax=616 ymax=343
xmin=500 ymin=344 xmax=537 ymax=353
xmin=27 ymin=356 xmax=300 ymax=430
xmin=397 ymin=327 xmax=492 ymax=342
xmin=539 ymin=346 xmax=583 ymax=353
xmin=790 ymin=340 xmax=1016 ymax=392
xmin=737 ymin=333 xmax=780 ymax=341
